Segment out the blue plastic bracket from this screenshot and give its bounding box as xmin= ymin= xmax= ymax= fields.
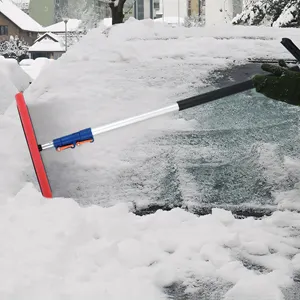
xmin=53 ymin=128 xmax=94 ymax=151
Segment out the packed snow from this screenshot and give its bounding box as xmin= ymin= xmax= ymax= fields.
xmin=0 ymin=68 xmax=17 ymax=113
xmin=1 ymin=184 xmax=300 ymax=300
xmin=2 ymin=19 xmax=300 ymax=299
xmin=0 ymin=56 xmax=31 ymax=91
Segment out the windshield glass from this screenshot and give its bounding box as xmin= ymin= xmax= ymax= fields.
xmin=42 ymin=63 xmax=300 ymax=218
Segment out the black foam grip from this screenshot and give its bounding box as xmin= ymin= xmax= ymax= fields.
xmin=177 ymin=79 xmax=254 ymax=111
xmin=281 ymin=38 xmax=300 ymax=62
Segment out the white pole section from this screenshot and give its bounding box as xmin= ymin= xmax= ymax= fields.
xmin=41 ymin=104 xmax=179 ymax=151
xmin=92 ymin=104 xmax=178 ymax=136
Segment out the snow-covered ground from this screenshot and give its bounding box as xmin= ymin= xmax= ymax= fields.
xmin=20 ymin=57 xmax=54 ymax=80
xmin=2 ymin=19 xmax=300 ymax=299
xmin=2 ymin=185 xmax=300 ymax=300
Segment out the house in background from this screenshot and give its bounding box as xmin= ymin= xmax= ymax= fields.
xmin=0 ymin=0 xmax=43 ymax=44
xmin=29 ymin=18 xmax=83 ymax=60
xmin=28 ymin=32 xmax=65 ymax=59
xmin=134 ymin=0 xmax=158 ymax=20
xmin=40 ymin=18 xmax=83 ymax=49
xmin=154 ymin=0 xmax=202 ymax=23
xmin=188 ymin=0 xmax=203 ymax=16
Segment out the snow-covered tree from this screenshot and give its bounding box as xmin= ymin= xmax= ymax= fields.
xmin=0 ymin=36 xmax=29 ymax=61
xmin=55 ymin=0 xmax=103 ymax=31
xmin=10 ymin=0 xmax=29 ymax=13
xmin=232 ymin=0 xmax=300 ymax=27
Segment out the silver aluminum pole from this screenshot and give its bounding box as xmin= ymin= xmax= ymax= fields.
xmin=41 ymin=104 xmax=179 ymax=151
xmin=92 ymin=104 xmax=178 ymax=136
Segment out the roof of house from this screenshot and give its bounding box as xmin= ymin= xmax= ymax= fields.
xmin=35 ymin=32 xmax=62 ymax=43
xmin=42 ymin=19 xmax=82 ymax=33
xmin=0 ymin=0 xmax=43 ymax=32
xmin=28 ymin=39 xmax=65 ymax=52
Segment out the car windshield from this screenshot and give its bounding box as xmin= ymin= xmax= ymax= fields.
xmin=42 ymin=63 xmax=300 ymax=218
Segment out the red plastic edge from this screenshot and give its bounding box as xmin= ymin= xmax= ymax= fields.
xmin=15 ymin=92 xmax=53 ymax=198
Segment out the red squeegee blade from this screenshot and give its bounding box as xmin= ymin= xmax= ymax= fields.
xmin=15 ymin=92 xmax=52 ymax=198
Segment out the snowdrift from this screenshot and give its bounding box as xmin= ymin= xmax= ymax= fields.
xmin=20 ymin=57 xmax=54 ymax=80
xmin=0 ymin=57 xmax=31 ymax=91
xmin=0 ymin=183 xmax=300 ymax=300
xmin=0 ymin=69 xmax=17 ymax=114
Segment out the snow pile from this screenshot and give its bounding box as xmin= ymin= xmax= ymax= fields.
xmin=0 ymin=115 xmax=29 ymax=197
xmin=0 ymin=65 xmax=28 ymax=196
xmin=0 ymin=183 xmax=299 ymax=299
xmin=0 ymin=57 xmax=31 ymax=91
xmin=0 ymin=69 xmax=17 ymax=114
xmin=20 ymin=57 xmax=54 ymax=80
xmin=19 ymin=58 xmax=34 ymax=67
xmin=0 ymin=56 xmax=31 ymax=113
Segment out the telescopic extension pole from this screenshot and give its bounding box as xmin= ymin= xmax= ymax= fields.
xmin=40 ymin=80 xmax=254 ymax=152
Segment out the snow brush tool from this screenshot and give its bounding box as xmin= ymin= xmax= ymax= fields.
xmin=16 ymin=81 xmax=254 ymax=197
